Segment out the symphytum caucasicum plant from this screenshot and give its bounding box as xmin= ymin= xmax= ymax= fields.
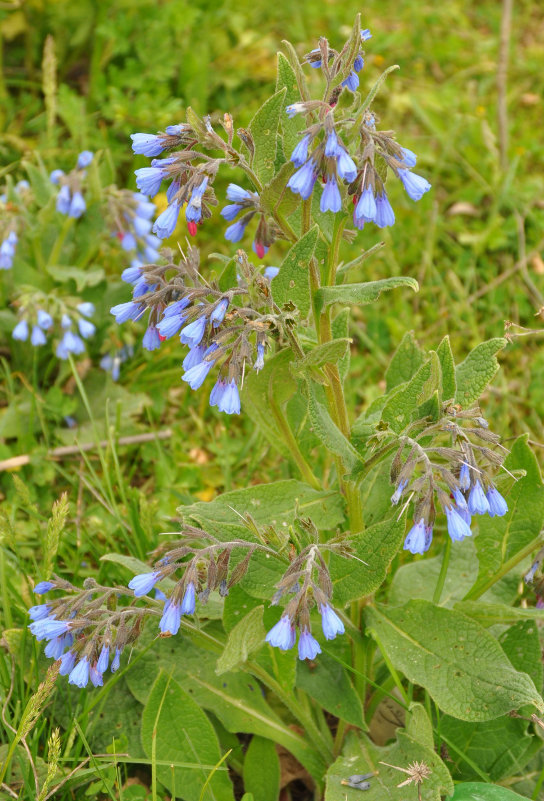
xmin=23 ymin=16 xmax=544 ymax=801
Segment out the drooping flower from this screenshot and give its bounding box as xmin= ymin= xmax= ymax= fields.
xmin=291 ymin=135 xmax=312 ymax=167
xmin=180 ymin=582 xmax=196 ymax=615
xmin=29 ymin=604 xmax=52 ymax=621
xmin=298 ymin=629 xmax=322 ymax=660
xmin=445 ymin=505 xmax=472 ymax=542
xmin=97 ymin=645 xmax=110 ymax=674
xmin=403 ymin=519 xmax=431 ymax=555
xmin=34 ymin=581 xmax=54 ymax=594
xmin=110 ymin=301 xmax=145 ymax=324
xmin=320 ymin=605 xmax=345 ymax=640
xmin=355 ymin=187 xmax=377 ymax=222
xmin=142 ymin=325 xmax=161 ymax=351
xmin=468 ymin=480 xmax=490 ymax=515
xmin=287 ymin=159 xmax=317 ymax=200
xmin=153 ymin=201 xmax=181 ymax=239
xmin=486 ymin=486 xmax=508 ymax=517
xmin=111 ymin=648 xmax=122 ymax=672
xmin=390 ymin=479 xmax=408 ymax=505
xmin=68 ymin=657 xmax=90 ymax=688
xmin=128 ymin=571 xmax=161 ymax=597
xmin=320 ymin=177 xmax=342 ymax=213
xmin=217 ymin=379 xmax=240 ymax=415
xmin=374 ymin=193 xmax=395 ymax=228
xmin=265 ymin=616 xmax=296 ymax=650
xmin=459 ymin=463 xmax=471 ymax=490
xmin=179 ymin=315 xmax=207 ymax=347
xmin=159 ymin=601 xmax=182 ymax=635
xmin=68 ymin=191 xmax=86 ymax=219
xmin=210 ymin=298 xmax=229 ymax=327
xmin=397 ymin=169 xmax=431 ymax=201
xmin=77 ymin=151 xmax=94 ymax=169
xmin=29 ymin=617 xmax=70 ymax=642
xmin=59 ymin=650 xmax=76 ymax=676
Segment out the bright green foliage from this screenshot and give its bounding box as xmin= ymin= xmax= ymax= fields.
xmin=141 ymin=671 xmax=235 ymax=801
xmin=243 ymin=736 xmax=281 ymax=801
xmin=248 ymin=88 xmax=286 ymax=183
xmin=454 ymin=338 xmax=507 ymax=407
xmin=272 ymin=226 xmax=319 ymax=316
xmin=365 ymin=600 xmax=544 ymax=720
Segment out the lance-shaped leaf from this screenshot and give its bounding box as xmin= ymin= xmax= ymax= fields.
xmin=365 ymin=599 xmax=544 ymax=721
xmin=436 ymin=335 xmax=456 ymax=399
xmin=385 ymin=331 xmax=426 ymax=391
xmin=276 ymin=52 xmax=306 ymax=157
xmin=454 ymin=337 xmax=507 ymax=407
xmin=315 ymin=276 xmax=418 ymax=316
xmin=141 ymin=671 xmax=235 ymax=801
xmin=449 ymin=784 xmax=532 ymax=801
xmin=381 ymin=353 xmax=441 ymax=434
xmin=273 ymin=225 xmax=318 ymax=316
xmin=216 ymin=606 xmax=266 ymax=675
xmin=470 ymin=435 xmax=544 ymax=598
xmin=305 ymin=381 xmax=362 ymax=471
xmin=248 ymin=88 xmax=286 ymax=184
xmin=330 ymin=514 xmax=406 ymax=606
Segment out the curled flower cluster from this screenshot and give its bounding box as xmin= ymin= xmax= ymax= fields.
xmin=28 ymin=578 xmax=138 ymax=689
xmin=100 ymin=345 xmax=134 ymax=382
xmin=12 ymin=296 xmax=96 ymax=358
xmin=221 ymin=183 xmax=277 ymax=258
xmin=305 ymin=28 xmax=372 ymax=91
xmin=265 ymin=543 xmax=345 ymax=661
xmin=110 ymin=246 xmax=279 ymax=414
xmin=105 ymin=186 xmax=162 ymax=292
xmin=389 ymin=407 xmax=509 ymax=555
xmin=131 ymin=123 xmax=220 ymax=239
xmin=285 ymin=102 xmax=430 ymax=226
xmin=283 ymin=26 xmax=430 ymax=228
xmin=0 ymin=231 xmax=17 ymax=270
xmin=51 ymin=151 xmax=94 ymax=218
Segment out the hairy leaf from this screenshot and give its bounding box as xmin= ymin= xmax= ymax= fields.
xmin=454 ymin=338 xmax=507 ymax=407
xmin=248 ymin=88 xmax=286 ymax=184
xmin=385 ymin=331 xmax=425 ymax=391
xmin=273 ymin=225 xmax=318 ymax=317
xmin=365 ymin=599 xmax=544 ymax=720
xmin=315 ymin=276 xmax=418 ymax=315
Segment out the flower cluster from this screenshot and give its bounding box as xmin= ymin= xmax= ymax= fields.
xmin=265 ymin=542 xmax=345 ymax=661
xmin=283 ymin=26 xmax=430 ymax=228
xmin=0 ymin=231 xmax=17 ymax=270
xmin=304 ymin=27 xmax=372 ymax=92
xmin=100 ymin=345 xmax=134 ymax=382
xmin=388 ymin=406 xmax=509 ymax=554
xmin=221 ymin=183 xmax=278 ymax=258
xmin=104 ymin=186 xmax=162 ymax=290
xmin=28 ymin=578 xmax=140 ymax=689
xmin=50 ymin=150 xmax=94 ymax=218
xmin=131 ymin=122 xmax=221 ymax=239
xmin=12 ymin=294 xmax=96 ymax=358
xmin=110 ymin=245 xmax=279 ymax=414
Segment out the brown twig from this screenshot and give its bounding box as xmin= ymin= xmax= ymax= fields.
xmin=0 ymin=429 xmax=173 ymax=472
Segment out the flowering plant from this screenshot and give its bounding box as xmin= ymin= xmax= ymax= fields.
xmin=22 ymin=17 xmax=544 ymax=801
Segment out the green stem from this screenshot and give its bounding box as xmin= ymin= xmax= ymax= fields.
xmin=269 ymin=392 xmax=321 ymax=490
xmin=47 ymin=216 xmax=74 ymax=268
xmin=463 ymin=533 xmax=544 ymax=601
xmin=432 ymin=537 xmax=451 ymax=604
xmin=248 ymin=662 xmax=333 ymax=762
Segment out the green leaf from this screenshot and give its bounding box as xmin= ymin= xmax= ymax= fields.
xmin=180 ymin=479 xmax=344 ymax=542
xmin=385 ymin=331 xmax=426 ymax=392
xmin=216 ymin=606 xmax=266 ymax=675
xmin=406 ymin=702 xmax=434 ymax=750
xmin=331 ymin=309 xmax=351 ymax=383
xmin=140 ymin=671 xmax=234 ymax=801
xmin=315 ymin=276 xmax=419 ymax=315
xmin=242 ymin=348 xmax=297 ymax=459
xmin=454 ymin=338 xmax=507 ymax=407
xmin=249 ymin=88 xmax=286 ymax=184
xmin=330 ymin=515 xmax=405 ymax=606
xmin=455 ymin=600 xmax=544 ymax=628
xmin=471 ymin=436 xmax=544 ymax=597
xmin=365 ymin=600 xmax=544 ymax=720
xmin=390 ymin=539 xmax=478 ymax=608
xmin=294 ymin=339 xmax=351 ymax=371
xmin=440 ymin=714 xmax=535 ymax=783
xmin=296 ymin=652 xmax=365 ymax=729
xmin=260 ymin=161 xmax=298 ymax=219
xmin=499 ymin=619 xmax=543 ymax=690
xmin=243 ymin=737 xmax=280 ymax=801
xmin=325 ymin=728 xmax=452 ymax=801
xmin=436 ymin=335 xmax=456 ymax=400
xmin=24 ymin=162 xmax=54 ymax=206
xmin=46 ymin=264 xmax=105 ymax=290
xmin=450 ymin=783 xmax=532 ymax=801
xmin=381 ymin=356 xmax=440 ymax=434
xmin=305 ymin=381 xmax=362 ymax=471
xmin=276 ymin=52 xmax=306 ymax=158
xmin=272 ymin=225 xmax=318 ymax=317
xmin=127 ymin=627 xmax=327 ymax=784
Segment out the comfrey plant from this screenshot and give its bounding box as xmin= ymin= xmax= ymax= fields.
xmin=28 ymin=18 xmax=544 ymax=801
